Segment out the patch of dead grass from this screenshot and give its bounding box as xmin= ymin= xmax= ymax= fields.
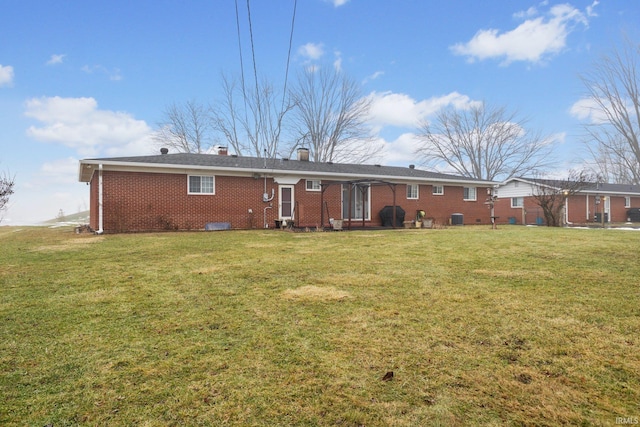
xmin=34 ymin=236 xmax=105 ymax=251
xmin=473 ymin=268 xmax=554 ymax=279
xmin=282 ymin=285 xmax=351 ymax=302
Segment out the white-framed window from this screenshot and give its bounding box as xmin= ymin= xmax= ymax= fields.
xmin=407 ymin=184 xmax=419 ymax=199
xmin=432 ymin=185 xmax=444 ymax=195
xmin=463 ymin=187 xmax=476 ymax=201
xmin=306 ymin=179 xmax=321 ymax=191
xmin=625 ymin=196 xmax=631 ymax=208
xmin=188 ymin=175 xmax=215 ymax=194
xmin=511 ymin=197 xmax=524 ymax=208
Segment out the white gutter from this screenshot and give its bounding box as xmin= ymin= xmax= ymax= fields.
xmin=97 ymin=164 xmax=104 ymax=234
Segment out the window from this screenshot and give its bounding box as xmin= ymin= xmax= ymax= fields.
xmin=406 ymin=184 xmax=419 ymax=199
xmin=306 ymin=179 xmax=321 ymax=191
xmin=463 ymin=187 xmax=476 ymax=201
xmin=342 ymin=184 xmax=370 ymax=220
xmin=188 ymin=175 xmax=215 ymax=194
xmin=625 ymin=196 xmax=631 ymax=208
xmin=432 ymin=185 xmax=444 ymax=195
xmin=511 ymin=197 xmax=524 ymax=208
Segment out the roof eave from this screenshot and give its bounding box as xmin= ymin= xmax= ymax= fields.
xmin=78 ymin=159 xmax=494 ymax=186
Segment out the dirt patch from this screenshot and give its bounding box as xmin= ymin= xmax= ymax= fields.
xmin=283 ymin=285 xmax=350 ymax=302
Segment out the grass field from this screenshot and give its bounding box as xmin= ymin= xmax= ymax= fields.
xmin=1 ymin=225 xmax=639 ymax=426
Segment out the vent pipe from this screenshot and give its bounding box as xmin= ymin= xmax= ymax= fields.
xmin=160 ymin=147 xmax=169 ymax=154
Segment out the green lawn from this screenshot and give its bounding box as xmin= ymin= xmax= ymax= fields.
xmin=1 ymin=225 xmax=638 ymax=426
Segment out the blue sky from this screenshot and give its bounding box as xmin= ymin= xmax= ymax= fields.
xmin=1 ymin=0 xmax=638 ymax=224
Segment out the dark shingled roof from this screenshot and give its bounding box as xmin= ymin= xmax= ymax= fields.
xmin=80 ymin=152 xmax=494 ymax=184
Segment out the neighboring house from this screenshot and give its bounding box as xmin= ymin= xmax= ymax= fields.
xmin=494 ymin=177 xmax=640 ymax=225
xmin=78 ymin=148 xmax=496 ymax=233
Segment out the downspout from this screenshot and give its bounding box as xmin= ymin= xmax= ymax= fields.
xmin=97 ymin=164 xmax=104 ymax=234
xmin=564 ymin=191 xmax=573 ymax=226
xmin=586 ymin=194 xmax=590 ymax=222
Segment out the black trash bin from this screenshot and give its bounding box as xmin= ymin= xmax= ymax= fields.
xmin=594 ymin=212 xmax=608 ymax=223
xmin=627 ymin=208 xmax=640 ymax=222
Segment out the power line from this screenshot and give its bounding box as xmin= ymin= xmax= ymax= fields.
xmin=282 ymin=0 xmax=297 ymax=109
xmin=234 ymin=0 xmax=249 ymax=125
xmin=246 ymin=0 xmax=264 ymax=157
xmin=275 ymin=0 xmax=298 ymax=151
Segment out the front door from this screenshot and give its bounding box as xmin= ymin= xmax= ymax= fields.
xmin=279 ymin=185 xmax=295 ymax=221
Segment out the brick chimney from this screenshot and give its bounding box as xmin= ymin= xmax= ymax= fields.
xmin=218 ymin=146 xmax=228 ymax=156
xmin=297 ymin=147 xmax=309 ymax=161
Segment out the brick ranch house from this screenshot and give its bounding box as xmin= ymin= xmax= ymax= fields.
xmin=494 ymin=177 xmax=640 ymax=225
xmin=78 ymin=148 xmax=496 ymax=233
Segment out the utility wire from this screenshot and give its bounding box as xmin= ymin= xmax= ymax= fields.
xmin=246 ymin=0 xmax=265 ymax=157
xmin=234 ymin=0 xmax=250 ymax=134
xmin=274 ymin=0 xmax=298 ymax=150
xmin=281 ymin=0 xmax=297 ymax=111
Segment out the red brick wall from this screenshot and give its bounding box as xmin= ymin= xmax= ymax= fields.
xmin=494 ymin=194 xmax=640 ymax=226
xmin=98 ymin=171 xmax=267 ymax=232
xmin=322 ymin=183 xmax=493 ymax=227
xmin=413 ymin=185 xmax=494 ymax=225
xmin=91 ymin=171 xmax=494 ymax=232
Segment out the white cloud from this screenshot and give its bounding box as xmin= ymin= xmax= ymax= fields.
xmin=451 ymin=3 xmax=594 ymax=65
xmin=333 ymin=51 xmax=342 ymax=72
xmin=513 ymin=6 xmax=538 ymax=19
xmin=0 ymin=64 xmax=14 ymax=87
xmin=326 ymin=0 xmax=349 ymax=6
xmin=569 ymin=97 xmax=609 ymax=123
xmin=380 ymin=132 xmax=422 ymax=165
xmin=81 ymin=64 xmax=123 ymax=81
xmin=24 ymin=96 xmax=155 ymax=157
xmin=367 ymin=91 xmax=481 ymax=130
xmin=363 ymin=71 xmax=384 ymax=85
xmin=366 ymin=91 xmax=484 ymax=167
xmin=46 ymin=54 xmax=66 ymax=66
xmin=298 ymin=43 xmax=325 ymax=61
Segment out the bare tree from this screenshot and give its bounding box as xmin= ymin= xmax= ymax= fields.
xmin=530 ymin=170 xmax=594 ymax=227
xmin=416 ymin=102 xmax=554 ymax=181
xmin=153 ymin=100 xmax=215 ymax=154
xmin=585 ymin=140 xmax=637 ymax=184
xmin=0 ymin=170 xmax=15 ymax=223
xmin=579 ymin=37 xmax=640 ymax=184
xmin=289 ymin=67 xmax=380 ymax=163
xmin=210 ymin=73 xmax=293 ymax=159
